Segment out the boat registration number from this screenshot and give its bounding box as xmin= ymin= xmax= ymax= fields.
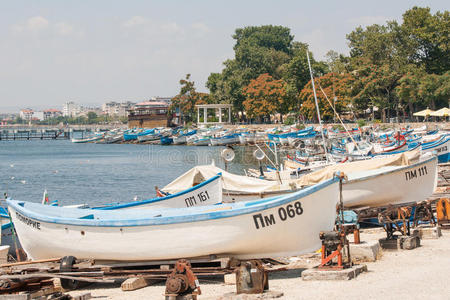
xmin=15 ymin=212 xmax=41 ymax=230
xmin=405 ymin=165 xmax=428 ymax=181
xmin=252 ymin=201 xmax=303 ymax=230
xmin=184 ymin=191 xmax=210 ymax=207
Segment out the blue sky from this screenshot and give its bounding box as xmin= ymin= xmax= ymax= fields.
xmin=0 ymin=1 xmax=448 ymax=111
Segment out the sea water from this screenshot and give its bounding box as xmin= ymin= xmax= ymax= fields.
xmin=0 ymin=140 xmax=259 ymax=206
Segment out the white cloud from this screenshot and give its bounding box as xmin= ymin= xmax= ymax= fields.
xmin=55 ymin=22 xmax=74 ymax=36
xmin=192 ymin=22 xmax=211 ymax=35
xmin=122 ymin=16 xmax=148 ymax=28
xmin=11 ymin=16 xmax=49 ymax=34
xmin=161 ymin=22 xmax=184 ymax=35
xmin=348 ymin=16 xmax=391 ymax=26
xmin=27 ymin=16 xmax=49 ymax=31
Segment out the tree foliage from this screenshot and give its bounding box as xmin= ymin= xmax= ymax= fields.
xmin=170 ymin=74 xmax=209 ymax=122
xmin=199 ymin=6 xmax=449 ymax=123
xmin=243 ymin=74 xmax=287 ymax=121
xmin=299 ymin=73 xmax=353 ymax=121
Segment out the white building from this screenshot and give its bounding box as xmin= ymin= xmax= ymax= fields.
xmin=33 ymin=111 xmax=44 ymax=121
xmin=19 ymin=109 xmax=34 ymax=121
xmin=102 ymin=101 xmax=135 ymax=117
xmin=43 ymin=109 xmax=63 ymax=120
xmin=63 ymin=101 xmax=81 ymax=117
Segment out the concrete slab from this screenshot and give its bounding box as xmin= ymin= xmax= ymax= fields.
xmin=301 ymin=264 xmax=367 ymax=281
xmin=218 ymin=291 xmax=284 ymax=300
xmin=379 ymin=235 xmax=420 ymax=250
xmin=349 ymin=241 xmax=381 ymax=262
xmin=413 ymin=226 xmax=442 ymax=239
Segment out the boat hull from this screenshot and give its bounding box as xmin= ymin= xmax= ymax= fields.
xmin=343 ymin=157 xmax=437 ymax=208
xmin=8 ymin=179 xmax=339 ymax=261
xmin=223 ymin=157 xmax=437 ymax=209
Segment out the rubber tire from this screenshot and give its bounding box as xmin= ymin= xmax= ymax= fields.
xmin=60 ymin=256 xmax=79 ymax=290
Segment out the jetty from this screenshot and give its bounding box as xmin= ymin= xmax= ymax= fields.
xmin=0 ymin=127 xmax=114 ymax=141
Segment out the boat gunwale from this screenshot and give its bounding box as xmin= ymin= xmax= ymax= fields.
xmin=94 ymin=174 xmax=222 ymax=210
xmin=422 ymin=136 xmax=449 ymax=150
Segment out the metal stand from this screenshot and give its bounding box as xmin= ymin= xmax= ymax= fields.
xmin=319 ymin=173 xmax=351 ymax=270
xmin=235 ymin=260 xmax=268 ymax=294
xmin=165 ymin=259 xmax=201 ymax=300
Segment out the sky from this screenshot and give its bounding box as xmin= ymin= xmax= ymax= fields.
xmin=0 ymin=0 xmax=448 ymax=112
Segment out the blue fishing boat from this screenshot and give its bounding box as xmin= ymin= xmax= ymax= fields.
xmin=160 ymin=136 xmax=174 ymax=145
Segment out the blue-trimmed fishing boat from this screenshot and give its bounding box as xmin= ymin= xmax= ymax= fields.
xmin=422 ymin=135 xmax=450 ymax=163
xmin=7 ymin=177 xmax=340 ymax=261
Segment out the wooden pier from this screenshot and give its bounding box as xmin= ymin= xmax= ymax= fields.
xmin=0 ymin=127 xmax=112 ymax=141
xmin=0 ymin=129 xmax=70 ymax=140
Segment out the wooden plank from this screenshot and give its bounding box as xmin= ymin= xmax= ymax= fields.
xmin=0 ymin=274 xmax=114 ymax=284
xmin=0 ymin=295 xmax=30 ymax=300
xmin=0 ymin=258 xmax=61 ymax=268
xmin=121 ymin=277 xmax=149 ymax=291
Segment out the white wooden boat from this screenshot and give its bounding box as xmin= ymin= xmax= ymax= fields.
xmin=97 ymin=174 xmax=222 ymax=210
xmin=71 ymin=134 xmax=103 ymax=143
xmin=339 ymin=156 xmax=437 ymax=208
xmin=7 ymin=177 xmax=339 ymax=261
xmin=163 ymin=152 xmax=437 ymax=209
xmin=173 ymin=135 xmax=187 ymax=145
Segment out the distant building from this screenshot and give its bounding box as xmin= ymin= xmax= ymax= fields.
xmin=152 ymin=97 xmax=172 ymax=105
xmin=33 ymin=111 xmax=44 ymax=121
xmin=77 ymin=106 xmax=102 ymax=117
xmin=102 ymin=101 xmax=135 ymax=117
xmin=127 ymin=101 xmax=172 ymax=128
xmin=63 ymin=101 xmax=81 ymax=117
xmin=0 ymin=113 xmax=16 ymax=125
xmin=19 ymin=109 xmax=34 ymax=121
xmin=43 ymin=109 xmax=62 ymax=120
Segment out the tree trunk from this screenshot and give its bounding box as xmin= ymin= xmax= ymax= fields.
xmin=408 ymin=102 xmax=414 ymax=120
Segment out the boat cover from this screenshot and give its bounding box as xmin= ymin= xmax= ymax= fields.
xmin=162 ymin=165 xmax=292 ymax=194
xmin=163 ymin=150 xmax=420 ymax=194
xmin=291 ymin=150 xmax=420 ymax=187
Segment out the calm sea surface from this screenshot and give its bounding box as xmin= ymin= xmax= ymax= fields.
xmin=0 ymin=140 xmax=261 ymax=206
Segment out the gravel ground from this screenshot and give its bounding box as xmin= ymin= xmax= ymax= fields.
xmin=68 ymin=228 xmax=450 ymax=300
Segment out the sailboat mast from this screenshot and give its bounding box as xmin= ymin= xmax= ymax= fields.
xmin=306 ymin=50 xmax=329 ymax=162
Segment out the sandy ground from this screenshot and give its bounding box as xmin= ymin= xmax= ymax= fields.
xmin=67 ymin=228 xmax=450 ymax=300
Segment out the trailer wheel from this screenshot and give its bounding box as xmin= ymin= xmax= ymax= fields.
xmin=60 ymin=256 xmax=79 ymax=290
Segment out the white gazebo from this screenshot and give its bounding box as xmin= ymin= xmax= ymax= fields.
xmin=195 ymin=104 xmax=232 ymax=124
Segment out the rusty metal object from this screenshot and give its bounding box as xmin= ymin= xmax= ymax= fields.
xmin=165 ymin=259 xmax=201 ymax=298
xmin=412 ymin=201 xmax=435 ymax=227
xmin=319 ymin=174 xmax=351 ymax=270
xmin=235 ymin=260 xmax=268 ymax=294
xmin=353 ymin=228 xmax=361 ymax=244
xmin=378 ymin=206 xmax=412 ymax=239
xmin=436 ymin=198 xmax=450 ymax=228
xmin=318 ymin=230 xmax=351 ymax=270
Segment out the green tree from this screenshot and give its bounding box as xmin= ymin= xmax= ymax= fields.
xmin=170 ymin=74 xmax=209 ymax=123
xmin=87 ymin=112 xmax=98 ymax=124
xmin=206 ymin=25 xmax=295 ymax=118
xmin=401 ymin=7 xmax=450 ymax=74
xmin=281 ymin=42 xmax=328 ymax=112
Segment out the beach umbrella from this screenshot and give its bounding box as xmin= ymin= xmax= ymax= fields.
xmin=413 ymin=108 xmax=434 ymax=117
xmin=430 ymin=107 xmax=450 ymax=117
